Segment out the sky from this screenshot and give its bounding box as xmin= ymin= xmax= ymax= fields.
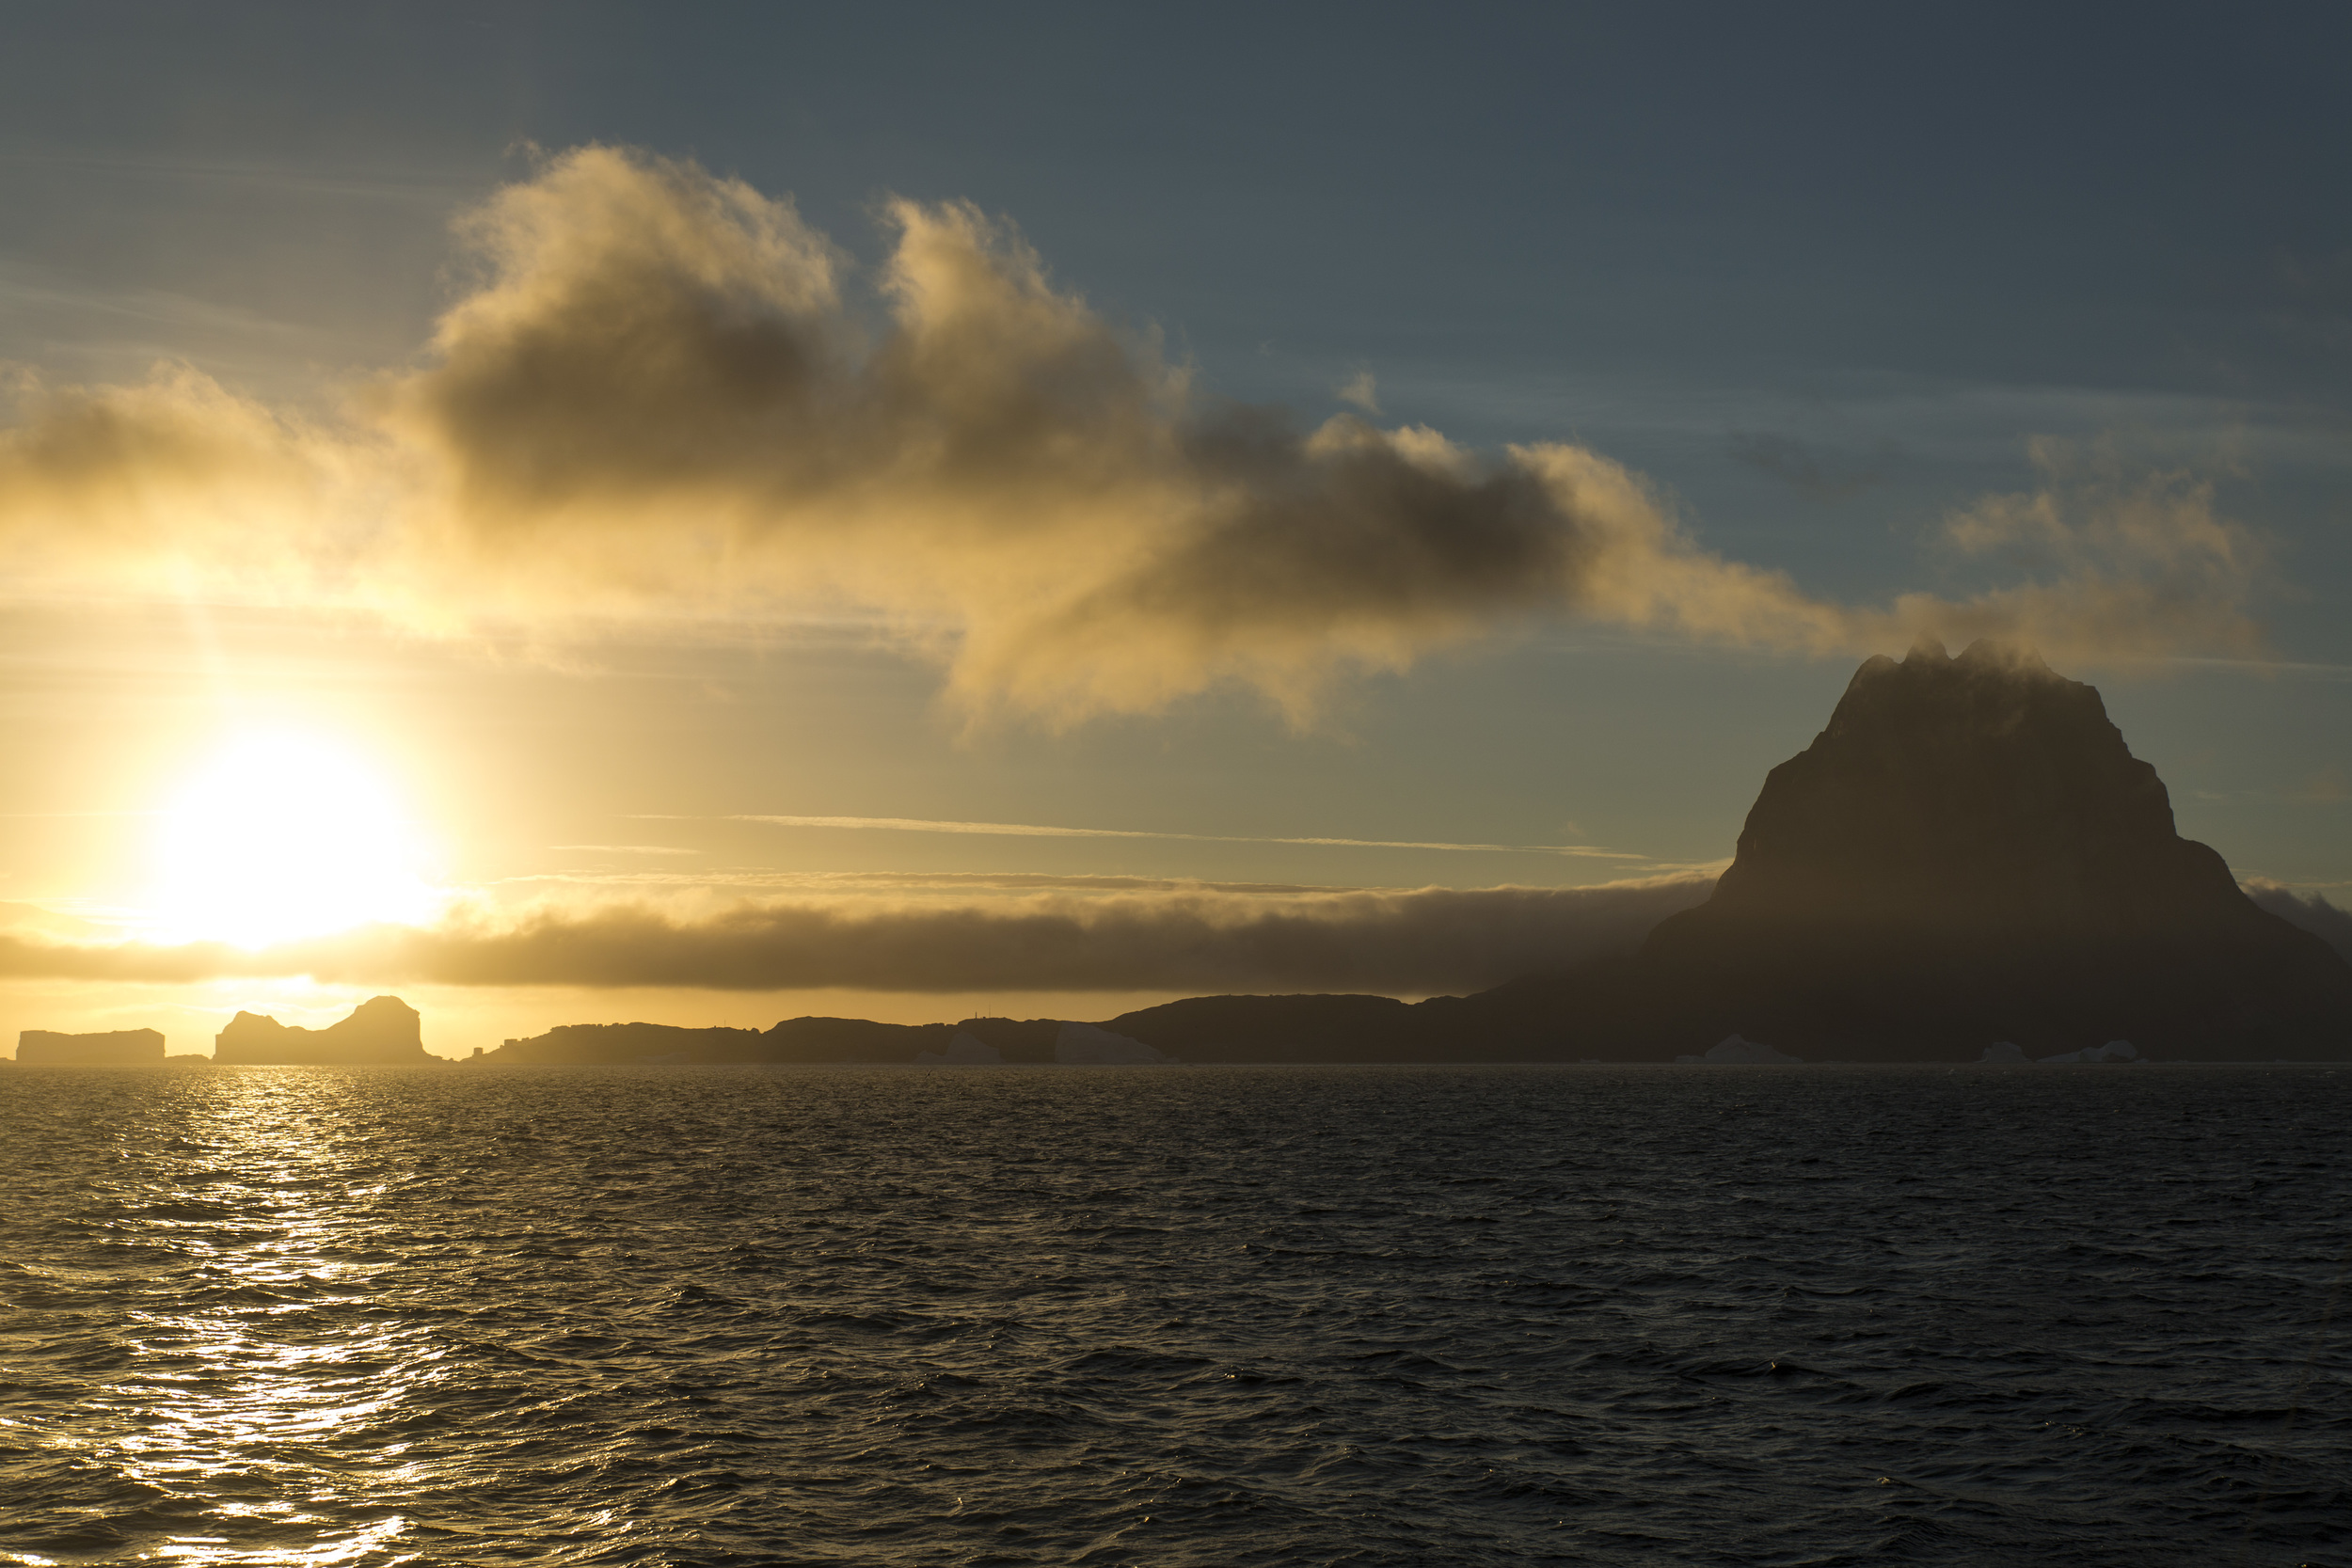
xmin=1 ymin=1 xmax=2347 ymax=1056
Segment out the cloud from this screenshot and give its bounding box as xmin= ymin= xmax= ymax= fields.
xmin=0 ymin=146 xmax=2279 ymax=721
xmin=1336 ymin=367 xmax=1380 ymax=415
xmin=0 ymin=874 xmax=1715 ymax=994
xmin=0 ymin=363 xmax=366 ymax=592
xmin=1919 ymin=437 xmax=2266 ymax=661
xmin=709 ymin=811 xmax=1643 ymax=858
xmin=2244 ymin=879 xmax=2352 ymax=961
xmin=548 ymin=844 xmax=701 ymax=856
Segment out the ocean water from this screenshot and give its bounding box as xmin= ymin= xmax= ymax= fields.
xmin=1 ymin=1064 xmax=2345 ymax=1568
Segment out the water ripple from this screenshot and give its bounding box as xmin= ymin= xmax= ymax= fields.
xmin=0 ymin=1063 xmax=2345 ymax=1565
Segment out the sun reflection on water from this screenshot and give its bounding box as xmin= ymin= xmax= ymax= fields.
xmin=42 ymin=1070 xmax=436 ymax=1566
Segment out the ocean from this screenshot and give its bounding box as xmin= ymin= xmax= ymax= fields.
xmin=2 ymin=1063 xmax=2345 ymax=1566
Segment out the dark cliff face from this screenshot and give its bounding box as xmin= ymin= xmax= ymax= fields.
xmin=1702 ymin=640 xmax=2247 ymax=936
xmin=1628 ymin=640 xmax=2352 ymax=1060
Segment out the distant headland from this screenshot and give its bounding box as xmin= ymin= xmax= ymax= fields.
xmin=12 ymin=644 xmax=2351 ymax=1067
xmin=12 ymin=996 xmax=432 ymax=1067
xmin=16 ymin=1027 xmax=165 ymax=1066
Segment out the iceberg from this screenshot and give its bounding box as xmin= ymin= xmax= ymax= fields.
xmin=2037 ymin=1039 xmax=2140 ymax=1065
xmin=1676 ymin=1033 xmax=1803 ymax=1065
xmin=914 ymin=1031 xmax=1003 ymax=1067
xmin=1055 ymin=1022 xmax=1174 ymax=1065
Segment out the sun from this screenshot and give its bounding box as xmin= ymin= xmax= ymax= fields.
xmin=146 ymin=732 xmax=442 ymax=947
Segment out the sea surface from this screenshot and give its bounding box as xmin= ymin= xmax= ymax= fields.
xmin=1 ymin=1063 xmax=2346 ymax=1567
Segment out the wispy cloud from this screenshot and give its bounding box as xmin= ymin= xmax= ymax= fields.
xmin=706 ymin=812 xmax=1645 ymax=858
xmin=548 ymin=843 xmax=700 ymax=856
xmin=497 ymin=868 xmax=1376 ymax=895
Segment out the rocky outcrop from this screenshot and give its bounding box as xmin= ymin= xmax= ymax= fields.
xmin=214 ymin=996 xmax=435 ymax=1065
xmin=1614 ymin=640 xmax=2352 ymax=1060
xmin=16 ymin=1027 xmax=165 ymax=1065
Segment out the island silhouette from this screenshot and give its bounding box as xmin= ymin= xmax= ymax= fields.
xmin=213 ymin=995 xmax=434 ymax=1066
xmin=22 ymin=642 xmax=2348 ymax=1066
xmin=15 ymin=1027 xmax=165 ymax=1065
xmin=467 ymin=641 xmax=2352 ymax=1067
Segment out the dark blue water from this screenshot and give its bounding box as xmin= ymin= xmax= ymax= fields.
xmin=2 ymin=1063 xmax=2345 ymax=1566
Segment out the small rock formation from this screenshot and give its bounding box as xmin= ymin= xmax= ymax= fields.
xmin=17 ymin=1027 xmax=165 ymax=1065
xmin=1675 ymin=1033 xmax=1802 ymax=1065
xmin=1054 ymin=1022 xmax=1174 ymax=1065
xmin=1979 ymin=1041 xmax=2030 ymax=1065
xmin=213 ymin=996 xmax=434 ymax=1065
xmin=915 ymin=1031 xmax=1004 ymax=1066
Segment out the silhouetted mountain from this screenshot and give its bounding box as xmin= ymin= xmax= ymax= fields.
xmin=481 ymin=643 xmax=2352 ymax=1066
xmin=1596 ymin=640 xmax=2352 ymax=1059
xmin=15 ymin=1027 xmax=164 ymax=1065
xmin=1109 ymin=642 xmax=2352 ymax=1063
xmin=214 ymin=995 xmax=435 ymax=1065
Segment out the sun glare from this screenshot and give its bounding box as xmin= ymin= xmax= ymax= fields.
xmin=147 ymin=733 xmax=442 ymax=947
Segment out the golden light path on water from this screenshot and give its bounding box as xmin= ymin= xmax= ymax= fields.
xmin=28 ymin=1071 xmax=432 ymax=1566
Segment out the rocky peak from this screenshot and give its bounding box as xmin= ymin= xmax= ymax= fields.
xmin=214 ymin=994 xmax=429 ymax=1064
xmin=1626 ymin=641 xmax=2352 ymax=1058
xmin=1705 ymin=638 xmax=2241 ymax=937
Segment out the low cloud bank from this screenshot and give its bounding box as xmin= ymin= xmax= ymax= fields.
xmin=2245 ymin=879 xmax=2352 ymax=961
xmin=0 ymin=875 xmax=1716 ymax=994
xmin=0 ymin=147 xmax=2272 ymax=722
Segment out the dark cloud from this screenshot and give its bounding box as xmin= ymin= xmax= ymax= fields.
xmin=0 ymin=876 xmax=1716 ymax=994
xmin=0 ymin=147 xmax=2274 ymax=720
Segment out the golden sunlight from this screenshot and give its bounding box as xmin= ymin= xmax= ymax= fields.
xmin=145 ymin=732 xmax=441 ymax=947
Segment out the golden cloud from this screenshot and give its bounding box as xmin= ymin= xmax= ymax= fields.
xmin=0 ymin=875 xmax=1717 ymax=994
xmin=0 ymin=146 xmax=2272 ymax=721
